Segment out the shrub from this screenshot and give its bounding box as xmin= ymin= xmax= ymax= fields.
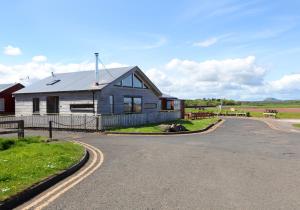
xmin=0 ymin=139 xmax=16 ymax=151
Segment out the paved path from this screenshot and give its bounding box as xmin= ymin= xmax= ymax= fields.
xmin=22 ymin=119 xmax=300 ymax=209
xmin=263 ymin=118 xmax=300 ymax=133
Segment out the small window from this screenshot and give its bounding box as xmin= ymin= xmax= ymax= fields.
xmin=109 ymin=95 xmax=114 ymax=114
xmin=122 ymin=75 xmax=133 ymax=87
xmin=133 ymin=75 xmax=143 ymax=88
xmin=32 ymin=98 xmax=40 ymax=114
xmin=70 ymin=104 xmax=94 ymax=112
xmin=144 ymin=103 xmax=157 ymax=109
xmin=46 ymin=79 xmax=61 ymax=86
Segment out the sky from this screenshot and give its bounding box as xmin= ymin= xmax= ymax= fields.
xmin=0 ymin=0 xmax=300 ymax=100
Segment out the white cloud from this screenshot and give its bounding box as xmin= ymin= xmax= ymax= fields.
xmin=0 ymin=60 xmax=127 ymax=85
xmin=145 ymin=56 xmax=300 ymax=100
xmin=0 ymin=56 xmax=299 ymax=100
xmin=268 ymin=74 xmax=300 ymax=93
xmin=193 ymin=37 xmax=218 ymax=47
xmin=3 ymin=45 xmax=22 ymax=56
xmin=32 ymin=55 xmax=47 ymax=62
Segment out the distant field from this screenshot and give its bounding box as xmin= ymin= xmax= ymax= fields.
xmin=185 ymin=105 xmax=300 ymax=119
xmin=238 ymin=103 xmax=300 ymax=108
xmin=228 ymin=107 xmax=300 ymax=113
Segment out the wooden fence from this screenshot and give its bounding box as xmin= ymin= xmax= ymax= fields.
xmin=0 ymin=111 xmax=181 ymax=131
xmin=0 ymin=120 xmax=24 ymax=138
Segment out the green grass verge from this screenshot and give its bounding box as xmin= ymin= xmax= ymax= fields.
xmin=109 ymin=118 xmax=219 ymax=133
xmin=0 ymin=136 xmax=84 ymax=201
xmin=293 ymin=124 xmax=300 ymax=129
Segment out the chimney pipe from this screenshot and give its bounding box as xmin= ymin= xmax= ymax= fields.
xmin=94 ymin=52 xmax=99 ymax=85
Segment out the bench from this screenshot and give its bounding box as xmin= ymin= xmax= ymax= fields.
xmin=235 ymin=112 xmax=247 ymax=117
xmin=263 ymin=109 xmax=278 ymax=118
xmin=185 ymin=112 xmax=215 ymax=120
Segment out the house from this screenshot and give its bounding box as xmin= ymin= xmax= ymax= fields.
xmin=14 ymin=65 xmax=181 ymax=116
xmin=0 ymin=83 xmax=24 ymax=115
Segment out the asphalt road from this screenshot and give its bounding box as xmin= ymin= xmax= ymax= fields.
xmin=25 ymin=118 xmax=300 ymax=209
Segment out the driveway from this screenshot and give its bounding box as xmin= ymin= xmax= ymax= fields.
xmin=21 ymin=118 xmax=300 ymax=209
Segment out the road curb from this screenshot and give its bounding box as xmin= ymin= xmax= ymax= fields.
xmin=104 ymin=119 xmax=223 ymax=136
xmin=0 ymin=147 xmax=89 ymax=210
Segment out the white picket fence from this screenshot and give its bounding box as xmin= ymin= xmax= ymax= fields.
xmin=0 ymin=111 xmax=181 ymax=131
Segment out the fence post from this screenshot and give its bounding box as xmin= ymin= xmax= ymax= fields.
xmin=18 ymin=120 xmax=24 ymax=139
xmin=49 ymin=121 xmax=53 ymax=139
xmin=96 ymin=115 xmax=99 ymax=131
xmin=84 ymin=115 xmax=87 ymax=130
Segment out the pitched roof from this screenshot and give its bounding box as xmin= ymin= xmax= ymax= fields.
xmin=15 ymin=66 xmax=162 ymax=96
xmin=0 ymin=83 xmax=15 ymax=93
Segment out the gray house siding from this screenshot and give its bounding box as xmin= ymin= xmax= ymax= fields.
xmin=97 ymin=69 xmax=160 ymax=114
xmin=98 ymin=85 xmax=160 ymax=114
xmin=15 ymin=91 xmax=99 ymax=116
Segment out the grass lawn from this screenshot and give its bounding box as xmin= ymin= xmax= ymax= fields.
xmin=293 ymin=124 xmax=300 ymax=129
xmin=0 ymin=136 xmax=84 ymax=201
xmin=109 ymin=118 xmax=219 ymax=133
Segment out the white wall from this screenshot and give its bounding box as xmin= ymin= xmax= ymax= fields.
xmin=15 ymin=91 xmax=99 ymax=116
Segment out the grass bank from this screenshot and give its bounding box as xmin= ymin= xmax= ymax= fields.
xmin=293 ymin=124 xmax=300 ymax=129
xmin=0 ymin=136 xmax=84 ymax=201
xmin=109 ymin=118 xmax=219 ymax=133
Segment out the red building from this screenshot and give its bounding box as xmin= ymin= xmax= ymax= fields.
xmin=0 ymin=83 xmax=24 ymax=115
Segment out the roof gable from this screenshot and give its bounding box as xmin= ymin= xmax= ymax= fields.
xmin=105 ymin=66 xmax=162 ymax=96
xmin=0 ymin=83 xmax=24 ymax=93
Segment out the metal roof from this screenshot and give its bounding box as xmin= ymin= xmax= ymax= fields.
xmin=15 ymin=66 xmax=161 ymax=95
xmin=0 ymin=83 xmax=15 ymax=93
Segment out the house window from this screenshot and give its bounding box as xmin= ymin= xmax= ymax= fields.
xmin=174 ymin=100 xmax=181 ymax=110
xmin=124 ymin=97 xmax=132 ymax=113
xmin=116 ymin=73 xmax=148 ymax=89
xmin=0 ymin=98 xmax=4 ymax=112
xmin=70 ymin=104 xmax=94 ymax=112
xmin=46 ymin=96 xmax=59 ymax=114
xmin=124 ymin=97 xmax=142 ymax=113
xmin=32 ymin=98 xmax=40 ymax=114
xmin=133 ymin=75 xmax=143 ymax=88
xmin=109 ymin=95 xmax=114 ymax=114
xmin=46 ymin=79 xmax=61 ymax=86
xmin=133 ymin=97 xmax=142 ymax=112
xmin=144 ymin=103 xmax=157 ymax=109
xmin=122 ymin=75 xmax=133 ymax=87
xmin=166 ymin=100 xmax=174 ymax=110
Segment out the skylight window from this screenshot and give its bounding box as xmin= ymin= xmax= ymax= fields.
xmin=46 ymin=79 xmax=61 ymax=86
